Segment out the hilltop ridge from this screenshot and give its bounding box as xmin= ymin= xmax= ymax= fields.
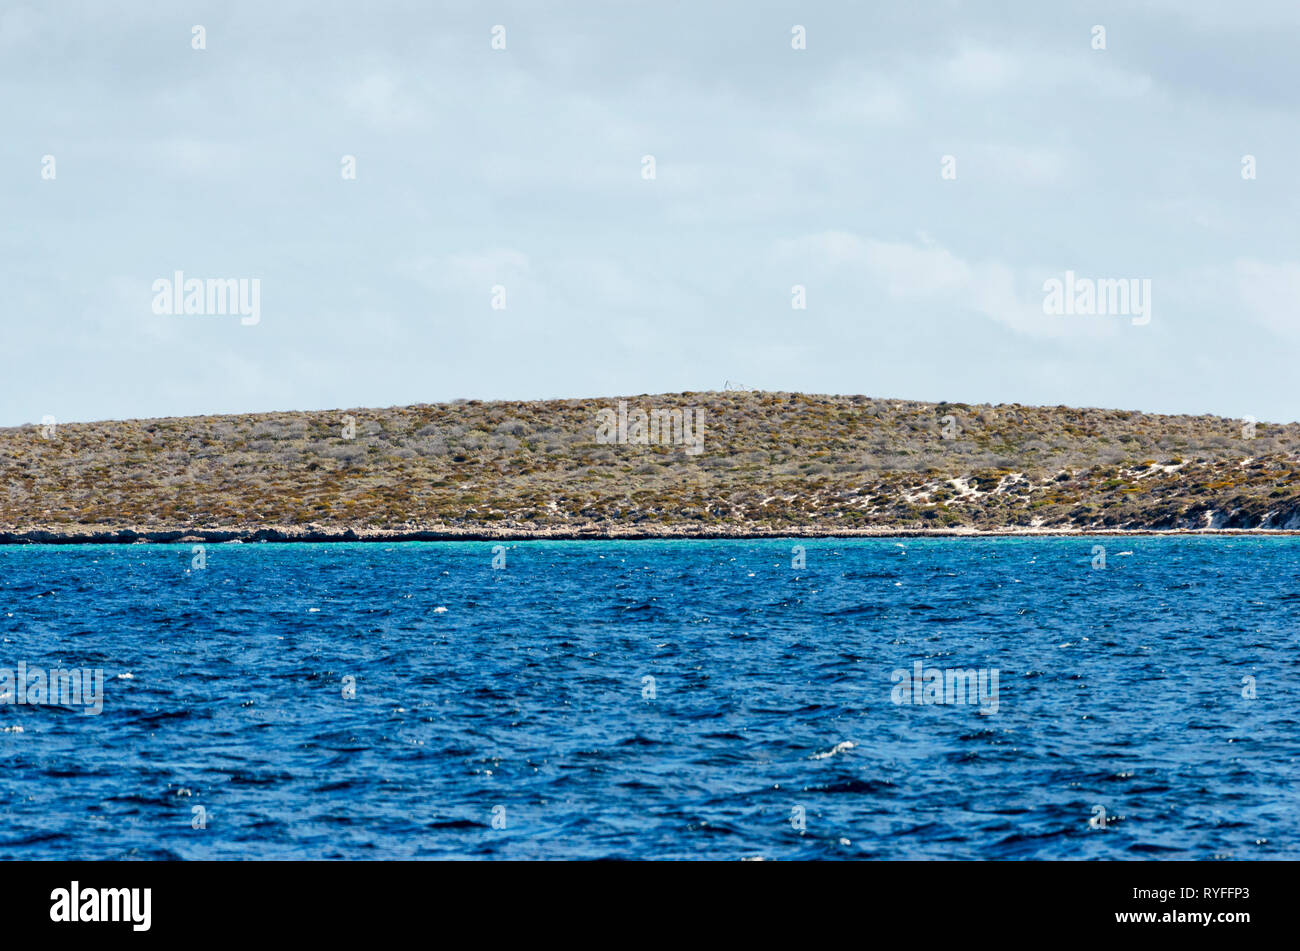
xmin=3 ymin=392 xmax=1299 ymax=541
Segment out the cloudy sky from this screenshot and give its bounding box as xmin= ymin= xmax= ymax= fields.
xmin=3 ymin=1 xmax=1298 ymax=426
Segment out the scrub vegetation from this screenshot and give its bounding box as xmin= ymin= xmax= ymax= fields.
xmin=3 ymin=392 xmax=1298 ymax=538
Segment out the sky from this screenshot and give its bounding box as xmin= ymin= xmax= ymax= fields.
xmin=3 ymin=0 xmax=1299 ymax=426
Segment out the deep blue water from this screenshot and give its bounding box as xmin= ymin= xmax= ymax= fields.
xmin=0 ymin=537 xmax=1295 ymax=860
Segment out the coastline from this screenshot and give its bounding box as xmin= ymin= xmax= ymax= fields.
xmin=5 ymin=524 xmax=1300 ymax=544
xmin=10 ymin=395 xmax=1300 ymax=544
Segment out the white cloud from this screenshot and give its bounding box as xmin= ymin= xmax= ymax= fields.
xmin=776 ymin=230 xmax=1110 ymax=339
xmin=814 ymin=70 xmax=907 ymax=124
xmin=344 ymin=72 xmax=423 ymax=126
xmin=446 ymin=249 xmax=532 ymax=283
xmin=154 ymin=138 xmax=245 ymax=176
xmin=0 ymin=6 xmax=37 ymax=50
xmin=937 ymin=44 xmax=1154 ymax=101
xmin=945 ymin=45 xmax=1021 ymax=92
xmin=399 ymin=247 xmax=525 ymax=278
xmin=968 ymin=143 xmax=1072 ymax=186
xmin=1236 ymin=258 xmax=1300 ymax=338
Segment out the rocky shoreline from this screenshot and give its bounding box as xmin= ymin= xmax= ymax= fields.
xmin=5 ymin=524 xmax=1300 ymax=544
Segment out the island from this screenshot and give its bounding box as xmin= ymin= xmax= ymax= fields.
xmin=2 ymin=392 xmax=1297 ymax=542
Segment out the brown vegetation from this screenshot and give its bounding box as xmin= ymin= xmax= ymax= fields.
xmin=3 ymin=392 xmax=1299 ymax=539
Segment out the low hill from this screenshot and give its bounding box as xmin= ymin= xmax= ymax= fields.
xmin=3 ymin=392 xmax=1299 ymax=540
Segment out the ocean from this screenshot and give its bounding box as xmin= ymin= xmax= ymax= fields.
xmin=0 ymin=537 xmax=1294 ymax=859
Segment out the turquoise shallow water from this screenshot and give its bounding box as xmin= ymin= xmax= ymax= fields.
xmin=0 ymin=537 xmax=1295 ymax=859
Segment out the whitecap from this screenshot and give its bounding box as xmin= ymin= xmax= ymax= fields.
xmin=810 ymin=740 xmax=855 ymax=760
